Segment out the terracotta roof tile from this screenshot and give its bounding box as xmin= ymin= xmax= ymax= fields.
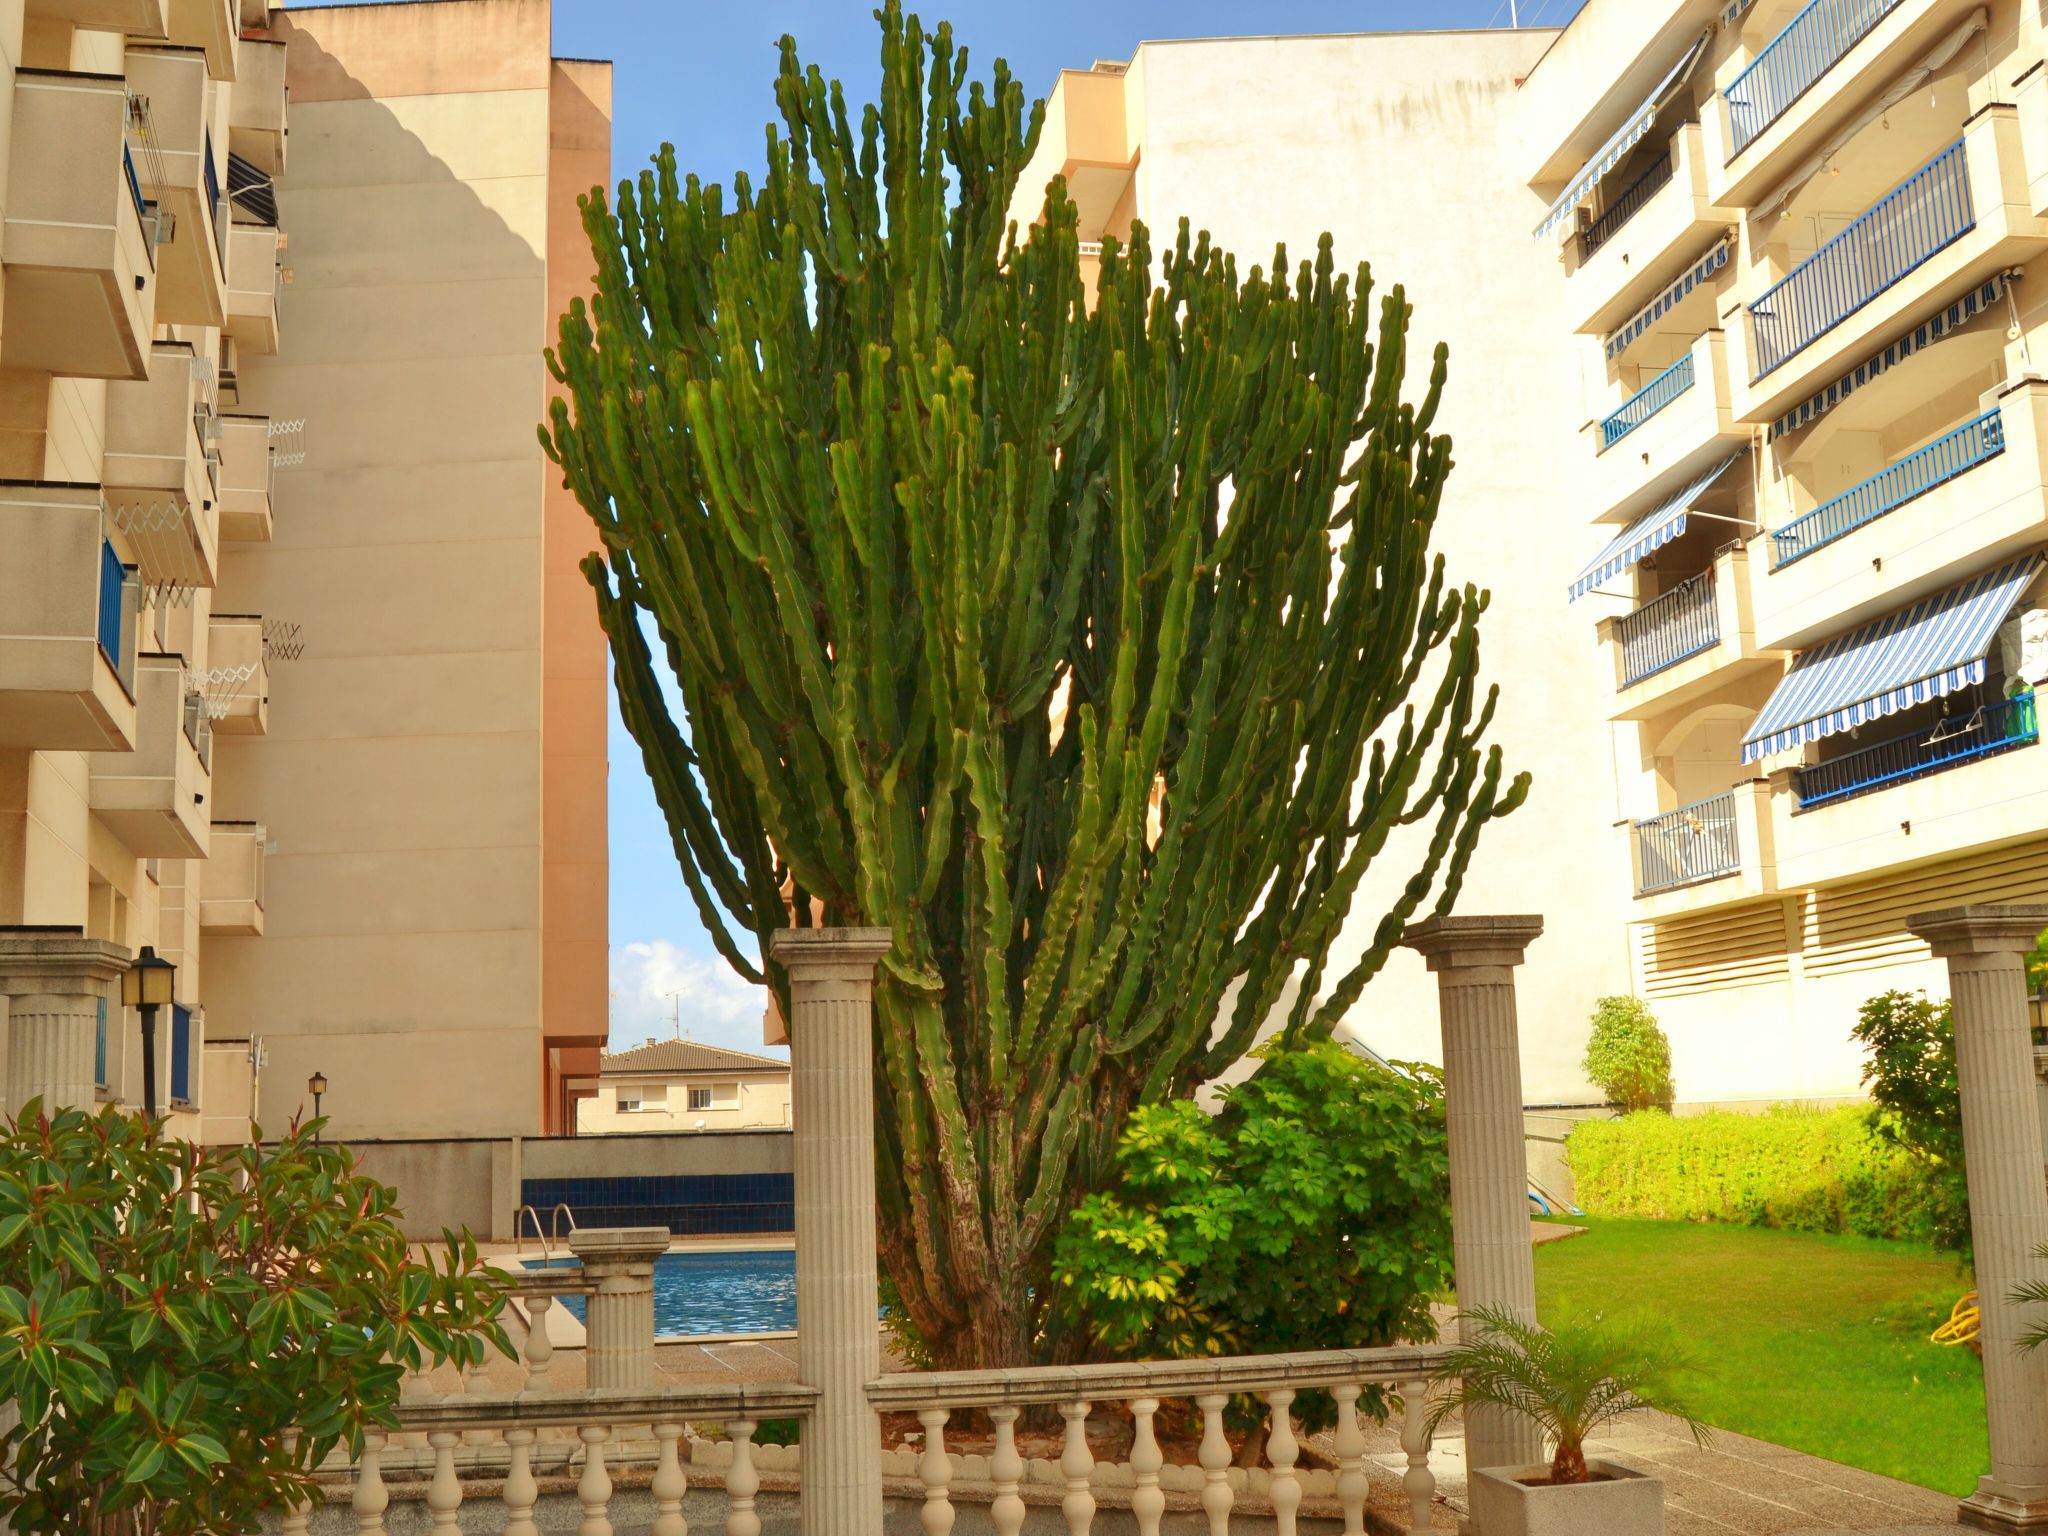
xmin=598 ymin=1039 xmax=791 ymax=1077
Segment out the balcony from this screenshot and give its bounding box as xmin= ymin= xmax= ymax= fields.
xmin=205 ymin=612 xmax=267 ymax=734
xmin=1735 ymin=107 xmax=2048 ymax=422
xmin=199 ymin=822 xmax=265 ymax=935
xmin=1 ymin=71 xmax=157 ymax=380
xmin=0 ymin=483 xmax=139 ymax=753
xmin=126 ymin=47 xmax=226 ymax=327
xmin=1601 ymin=351 xmax=1696 ymax=452
xmin=228 ymin=38 xmax=286 ymax=177
xmin=26 ymin=0 xmax=167 ymax=30
xmin=1582 ymin=329 xmax=1750 ymax=521
xmin=1600 ymin=544 xmax=1780 ymax=720
xmin=223 ymin=223 xmax=279 ymax=355
xmin=1793 ymin=690 xmax=2037 ymax=808
xmin=88 ymin=653 xmax=210 ymax=859
xmin=1565 ymin=123 xmax=1733 ymax=337
xmin=1754 ymin=378 xmax=2048 ymax=652
xmin=165 ymin=0 xmax=235 ymax=80
xmin=217 ymin=414 xmax=273 ymax=542
xmin=1628 ymin=781 xmax=1779 ymax=920
xmin=103 ymin=342 xmax=219 ymax=589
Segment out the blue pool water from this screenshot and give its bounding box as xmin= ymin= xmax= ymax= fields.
xmin=530 ymin=1249 xmax=796 ymax=1338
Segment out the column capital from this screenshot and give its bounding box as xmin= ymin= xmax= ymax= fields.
xmin=568 ymin=1227 xmax=671 ymax=1268
xmin=1400 ymin=915 xmax=1544 ymax=973
xmin=0 ymin=928 xmax=132 ymax=992
xmin=769 ymin=926 xmax=892 ymax=983
xmin=1907 ymin=905 xmax=2048 ymax=960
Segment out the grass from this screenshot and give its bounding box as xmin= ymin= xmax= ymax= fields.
xmin=1533 ymin=1217 xmax=1986 ymax=1495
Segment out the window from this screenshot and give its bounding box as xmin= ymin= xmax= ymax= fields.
xmin=618 ymin=1084 xmax=664 ymax=1113
xmin=169 ymin=1004 xmax=192 ymax=1106
xmin=94 ymin=996 xmax=108 ymax=1092
xmin=687 ymin=1086 xmax=714 ymax=1112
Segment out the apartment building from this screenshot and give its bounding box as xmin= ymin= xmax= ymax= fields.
xmin=577 ymin=1039 xmax=793 ymax=1136
xmin=0 ymin=0 xmax=610 ymax=1141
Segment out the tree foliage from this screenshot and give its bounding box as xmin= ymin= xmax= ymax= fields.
xmin=1581 ymin=996 xmax=1674 ymax=1113
xmin=1851 ymin=990 xmax=1970 ymax=1257
xmin=542 ymin=2 xmax=1525 ymax=1365
xmin=0 ymin=1104 xmax=510 ymax=1536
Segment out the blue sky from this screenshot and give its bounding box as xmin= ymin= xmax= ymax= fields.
xmin=527 ymin=0 xmax=1590 ymax=1052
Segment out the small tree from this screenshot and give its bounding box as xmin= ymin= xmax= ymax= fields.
xmin=1851 ymin=989 xmax=1970 ymax=1256
xmin=1582 ymin=996 xmax=1674 ymax=1113
xmin=0 ymin=1103 xmax=511 ymax=1536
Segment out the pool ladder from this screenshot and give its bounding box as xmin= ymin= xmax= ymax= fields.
xmin=515 ymin=1202 xmax=578 ymax=1262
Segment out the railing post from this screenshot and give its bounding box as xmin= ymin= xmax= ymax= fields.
xmin=568 ymin=1227 xmax=668 ymax=1389
xmin=770 ymin=926 xmax=893 ymax=1536
xmin=1402 ymin=915 xmax=1547 ymax=1479
xmin=1908 ymin=905 xmax=2048 ymax=1533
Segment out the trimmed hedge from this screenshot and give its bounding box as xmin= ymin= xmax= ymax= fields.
xmin=1566 ymin=1104 xmax=1951 ymax=1246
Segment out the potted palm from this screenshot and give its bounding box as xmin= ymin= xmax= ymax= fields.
xmin=1429 ymin=1306 xmax=1707 ymax=1536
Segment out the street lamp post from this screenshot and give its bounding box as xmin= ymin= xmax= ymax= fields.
xmin=308 ymin=1071 xmax=327 ymax=1143
xmin=120 ymin=946 xmax=176 ymax=1119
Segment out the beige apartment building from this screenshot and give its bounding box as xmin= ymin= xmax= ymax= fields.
xmin=577 ymin=1039 xmax=793 ymax=1136
xmin=0 ymin=0 xmax=610 ymax=1141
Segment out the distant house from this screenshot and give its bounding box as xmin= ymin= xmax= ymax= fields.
xmin=577 ymin=1040 xmax=792 ymax=1134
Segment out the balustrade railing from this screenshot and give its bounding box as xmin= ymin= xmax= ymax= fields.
xmin=1793 ymin=692 xmax=2039 ymax=808
xmin=1582 ymin=151 xmax=1674 ymax=256
xmin=1600 ymin=351 xmax=1696 ymax=452
xmin=1634 ymin=792 xmax=1742 ymax=895
xmin=1723 ymin=0 xmax=1903 ymax=156
xmin=1617 ymin=567 xmax=1720 ymax=685
xmin=1748 ymin=138 xmax=1973 ymax=379
xmin=1770 ymin=409 xmax=2004 ymax=567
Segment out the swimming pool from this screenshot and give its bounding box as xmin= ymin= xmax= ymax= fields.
xmin=530 ymin=1248 xmax=796 ymax=1338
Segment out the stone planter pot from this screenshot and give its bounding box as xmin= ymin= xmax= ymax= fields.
xmin=1469 ymin=1459 xmax=1663 ymax=1536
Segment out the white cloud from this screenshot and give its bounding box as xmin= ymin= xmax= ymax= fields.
xmin=608 ymin=940 xmax=783 ymax=1058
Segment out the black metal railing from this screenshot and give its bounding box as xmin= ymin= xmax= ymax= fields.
xmin=1794 ymin=693 xmax=2040 ymax=809
xmin=1583 ymin=152 xmax=1675 ymax=256
xmin=1618 ymin=568 xmax=1720 ymax=686
xmin=1634 ymin=792 xmax=1741 ymax=895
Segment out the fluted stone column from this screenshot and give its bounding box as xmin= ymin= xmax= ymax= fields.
xmin=0 ymin=930 xmax=130 ymax=1118
xmin=1403 ymin=915 xmax=1546 ymax=1481
xmin=771 ymin=926 xmax=891 ymax=1536
xmin=1909 ymin=905 xmax=2048 ymax=1533
xmin=567 ymin=1227 xmax=668 ymax=1389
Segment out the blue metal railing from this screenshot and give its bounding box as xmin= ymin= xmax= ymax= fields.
xmin=1583 ymin=152 xmax=1675 ymax=256
xmin=1771 ymin=409 xmax=2005 ymax=568
xmin=1634 ymin=792 xmax=1741 ymax=895
xmin=169 ymin=1004 xmax=191 ymax=1105
xmin=97 ymin=539 xmax=126 ymax=668
xmin=1794 ymin=692 xmax=2039 ymax=809
xmin=1601 ymin=351 xmax=1696 ymax=452
xmin=94 ymin=996 xmax=108 ymax=1092
xmin=122 ymin=143 xmax=146 ymax=225
xmin=1724 ymin=0 xmax=1904 ymax=157
xmin=1748 ymin=138 xmax=1974 ymax=380
xmin=1618 ymin=567 xmax=1720 ymax=686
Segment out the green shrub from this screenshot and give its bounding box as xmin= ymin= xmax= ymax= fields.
xmin=1851 ymin=990 xmax=1970 ymax=1256
xmin=1566 ymin=1104 xmax=1951 ymax=1246
xmin=1583 ymin=996 xmax=1675 ymax=1112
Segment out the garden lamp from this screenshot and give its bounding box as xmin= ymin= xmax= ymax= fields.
xmin=308 ymin=1070 xmax=327 ymax=1142
xmin=120 ymin=946 xmax=175 ymax=1119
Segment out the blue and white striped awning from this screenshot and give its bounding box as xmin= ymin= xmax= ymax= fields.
xmin=1605 ymin=240 xmax=1731 ymax=362
xmin=1568 ymin=452 xmax=1744 ymax=602
xmin=1741 ymin=554 xmax=2044 ymax=762
xmin=1769 ymin=275 xmax=2009 ymax=440
xmin=1534 ymin=32 xmax=1711 ymax=240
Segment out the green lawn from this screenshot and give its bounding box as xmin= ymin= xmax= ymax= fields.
xmin=1533 ymin=1218 xmax=1986 ymax=1495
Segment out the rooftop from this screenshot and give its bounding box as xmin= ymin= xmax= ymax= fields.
xmin=598 ymin=1039 xmax=791 ymax=1077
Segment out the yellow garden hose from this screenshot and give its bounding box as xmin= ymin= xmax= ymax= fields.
xmin=1932 ymin=1292 xmax=1981 ymax=1347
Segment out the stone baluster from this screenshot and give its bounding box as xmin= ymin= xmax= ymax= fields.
xmin=1402 ymin=915 xmax=1547 ymax=1475
xmin=1060 ymin=1400 xmax=1096 ymax=1536
xmin=351 ymin=1430 xmax=389 ymax=1536
xmin=569 ymin=1228 xmax=669 ymax=1390
xmin=502 ymin=1427 xmax=540 ymax=1536
xmin=1332 ymin=1384 xmax=1367 ymax=1535
xmin=1265 ymin=1388 xmax=1301 ymax=1536
xmin=279 ymin=1429 xmax=311 ymax=1536
xmin=1196 ymin=1392 xmax=1233 ymax=1535
xmin=524 ymin=1293 xmax=555 ymax=1387
xmin=918 ymin=1406 xmax=956 ymax=1536
xmin=1401 ymin=1377 xmax=1438 ymax=1532
xmin=459 ymin=1356 xmax=490 ymax=1446
xmin=1130 ymin=1397 xmax=1165 ymax=1536
xmin=426 ymin=1429 xmax=462 ymax=1533
xmin=577 ymin=1422 xmax=613 ymax=1536
xmin=651 ymin=1419 xmax=688 ymax=1536
xmin=727 ymin=1418 xmax=762 ymax=1536
xmin=990 ymin=1406 xmax=1025 ymax=1536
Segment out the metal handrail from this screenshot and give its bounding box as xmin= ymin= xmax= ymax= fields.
xmin=550 ymin=1203 xmax=578 ymax=1243
xmin=1632 ymin=792 xmax=1741 ymax=895
xmin=1724 ymin=0 xmax=1903 ymax=157
xmin=1770 ymin=408 xmax=2004 ymax=567
xmin=1582 ymin=151 xmax=1674 ymax=256
xmin=1617 ymin=567 xmax=1721 ymax=685
xmin=1600 ymin=351 xmax=1696 ymax=452
xmin=1793 ymin=692 xmax=2039 ymax=808
xmin=515 ymin=1204 xmax=552 ymax=1262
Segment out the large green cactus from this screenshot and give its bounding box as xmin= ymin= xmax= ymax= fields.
xmin=543 ymin=4 xmax=1528 ymax=1368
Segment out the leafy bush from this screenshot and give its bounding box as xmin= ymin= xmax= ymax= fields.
xmin=1566 ymin=1104 xmax=1953 ymax=1246
xmin=1052 ymin=1041 xmax=1450 ymax=1426
xmin=1582 ymin=996 xmax=1674 ymax=1112
xmin=0 ymin=1103 xmax=511 ymax=1535
xmin=1851 ymin=990 xmax=1970 ymax=1256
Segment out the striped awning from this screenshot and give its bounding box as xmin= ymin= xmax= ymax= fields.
xmin=1568 ymin=453 xmax=1744 ymax=602
xmin=1534 ymin=33 xmax=1711 ymax=239
xmin=1741 ymin=554 xmax=2044 ymax=762
xmin=1605 ymin=240 xmax=1731 ymax=362
xmin=1769 ymin=275 xmax=2009 ymax=440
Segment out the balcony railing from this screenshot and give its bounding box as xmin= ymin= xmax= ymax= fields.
xmin=204 ymin=126 xmax=225 ymax=267
xmin=1618 ymin=567 xmax=1720 ymax=685
xmin=181 ymin=688 xmax=212 ymax=773
xmin=1600 ymin=351 xmax=1696 ymax=452
xmin=1583 ymin=151 xmax=1674 ymax=256
xmin=1724 ymin=0 xmax=1905 ymax=157
xmin=1635 ymin=792 xmax=1741 ymax=894
xmin=1748 ymin=138 xmax=1973 ymax=380
xmin=1770 ymin=409 xmax=2004 ymax=567
xmin=1793 ymin=692 xmax=2039 ymax=808
xmin=97 ymin=539 xmax=126 ymax=670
